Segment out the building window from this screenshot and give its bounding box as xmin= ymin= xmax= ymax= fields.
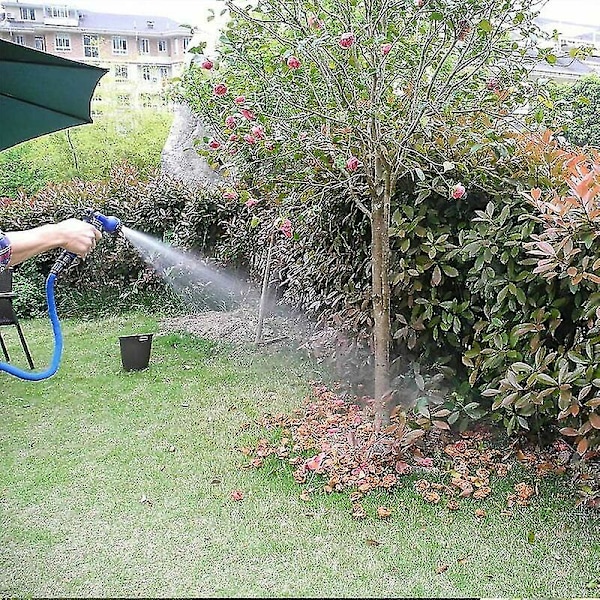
xmin=182 ymin=37 xmax=191 ymax=51
xmin=35 ymin=36 xmax=46 ymax=51
xmin=140 ymin=93 xmax=158 ymax=108
xmin=115 ymin=65 xmax=128 ymax=81
xmin=20 ymin=7 xmax=35 ymax=20
xmin=48 ymin=6 xmax=69 ymax=18
xmin=55 ymin=35 xmax=71 ymax=51
xmin=117 ymin=94 xmax=130 ymax=107
xmin=139 ymin=38 xmax=150 ymax=54
xmin=112 ymin=36 xmax=127 ymax=55
xmin=158 ymin=39 xmax=167 ymax=52
xmin=141 ymin=66 xmax=151 ymax=81
xmin=13 ymin=35 xmax=25 ymax=45
xmin=83 ymin=34 xmax=99 ymax=58
xmin=159 ymin=66 xmax=169 ymax=80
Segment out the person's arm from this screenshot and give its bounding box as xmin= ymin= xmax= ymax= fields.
xmin=5 ymin=219 xmax=102 ymax=267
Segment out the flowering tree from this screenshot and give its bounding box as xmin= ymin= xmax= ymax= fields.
xmin=179 ymin=0 xmax=549 ymax=425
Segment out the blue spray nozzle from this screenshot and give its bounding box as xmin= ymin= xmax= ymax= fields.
xmin=86 ymin=210 xmax=122 ymax=235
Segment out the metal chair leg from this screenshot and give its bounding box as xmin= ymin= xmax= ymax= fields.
xmin=0 ymin=331 xmax=10 ymax=362
xmin=14 ymin=321 xmax=34 ymax=369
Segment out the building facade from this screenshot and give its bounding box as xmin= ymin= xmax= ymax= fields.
xmin=0 ymin=1 xmax=194 ymax=111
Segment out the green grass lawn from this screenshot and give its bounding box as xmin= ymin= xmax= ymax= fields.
xmin=0 ymin=313 xmax=598 ymax=598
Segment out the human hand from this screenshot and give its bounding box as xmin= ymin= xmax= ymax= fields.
xmin=55 ymin=218 xmax=102 ymax=258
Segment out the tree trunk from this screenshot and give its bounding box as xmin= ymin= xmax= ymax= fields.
xmin=370 ymin=159 xmax=392 ymax=429
xmin=255 ymin=232 xmax=274 ymax=344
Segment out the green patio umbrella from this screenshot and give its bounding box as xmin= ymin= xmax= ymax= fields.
xmin=0 ymin=39 xmax=107 ymax=151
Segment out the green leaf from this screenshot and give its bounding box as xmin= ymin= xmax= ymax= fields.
xmin=478 ymin=19 xmax=492 ymax=33
xmin=536 ymin=373 xmax=558 ymax=387
xmin=545 ymin=53 xmax=557 ymax=65
xmin=441 ymin=265 xmax=458 ymax=277
xmin=430 ymin=11 xmax=444 ymax=21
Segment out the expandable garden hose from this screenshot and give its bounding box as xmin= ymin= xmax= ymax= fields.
xmin=0 ymin=210 xmax=122 ymax=381
xmin=0 ymin=273 xmax=62 ymax=380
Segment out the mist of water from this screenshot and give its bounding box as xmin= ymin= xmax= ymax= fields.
xmin=120 ymin=226 xmax=395 ymax=402
xmin=121 ymin=226 xmax=248 ymax=311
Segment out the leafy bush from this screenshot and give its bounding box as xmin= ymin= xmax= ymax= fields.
xmin=0 ymin=163 xmax=236 ymax=317
xmin=0 ymin=112 xmax=173 ymax=197
xmin=547 ymin=75 xmax=600 ymax=148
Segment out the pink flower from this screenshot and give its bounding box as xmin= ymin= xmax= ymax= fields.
xmin=339 ymin=32 xmax=355 ymax=48
xmin=286 ymin=55 xmax=301 ymax=69
xmin=228 ymin=147 xmax=238 ymax=155
xmin=251 ymin=125 xmax=265 ymax=139
xmin=414 ymin=0 xmax=425 ymax=7
xmin=279 ymin=218 xmax=293 ymax=238
xmin=201 ymin=58 xmax=213 ymax=70
xmin=307 ymin=13 xmax=323 ymax=29
xmin=245 ymin=198 xmax=258 ymax=208
xmin=234 ymin=95 xmax=246 ymax=104
xmin=451 ymin=183 xmax=466 ymax=199
xmin=208 ymin=138 xmax=221 ymax=150
xmin=228 ymin=133 xmax=239 ymax=142
xmin=230 ymin=490 xmax=244 ymax=501
xmin=223 ymin=190 xmax=238 ymax=200
xmin=213 ymin=83 xmax=228 ymax=96
xmin=381 ymin=42 xmax=392 ymax=56
xmin=346 ymin=156 xmax=360 ymax=172
xmin=225 ymin=115 xmax=237 ymax=129
xmin=240 ymin=108 xmax=256 ymax=121
xmin=244 ymin=134 xmax=256 ymax=145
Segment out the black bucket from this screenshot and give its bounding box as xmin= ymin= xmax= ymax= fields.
xmin=119 ymin=334 xmax=153 ymax=371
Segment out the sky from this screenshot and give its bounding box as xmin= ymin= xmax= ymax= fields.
xmin=64 ymin=0 xmax=600 ymax=27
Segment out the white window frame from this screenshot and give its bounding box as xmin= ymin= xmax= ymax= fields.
xmin=55 ymin=34 xmax=71 ymax=52
xmin=159 ymin=66 xmax=169 ymax=80
xmin=48 ymin=6 xmax=69 ymax=18
xmin=141 ymin=66 xmax=151 ymax=81
xmin=112 ymin=36 xmax=128 ymax=55
xmin=139 ymin=38 xmax=150 ymax=54
xmin=13 ymin=35 xmax=25 ymax=45
xmin=115 ymin=65 xmax=128 ymax=81
xmin=20 ymin=7 xmax=35 ymax=20
xmin=182 ymin=37 xmax=191 ymax=51
xmin=34 ymin=36 xmax=45 ymax=51
xmin=83 ymin=34 xmax=99 ymax=58
xmin=158 ymin=39 xmax=167 ymax=52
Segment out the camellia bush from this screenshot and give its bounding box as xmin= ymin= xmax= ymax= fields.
xmin=177 ymin=0 xmax=552 ymax=425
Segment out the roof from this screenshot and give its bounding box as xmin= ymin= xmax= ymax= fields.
xmin=0 ymin=2 xmax=190 ymax=34
xmin=76 ymin=10 xmax=188 ymax=34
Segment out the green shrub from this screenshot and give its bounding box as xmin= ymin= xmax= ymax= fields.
xmin=0 ymin=163 xmax=237 ymax=317
xmin=0 ymin=112 xmax=173 ymax=197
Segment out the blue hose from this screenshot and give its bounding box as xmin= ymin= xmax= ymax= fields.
xmin=0 ymin=273 xmax=62 ymax=380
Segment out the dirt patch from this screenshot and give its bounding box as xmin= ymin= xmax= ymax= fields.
xmin=160 ymin=304 xmax=319 ymax=348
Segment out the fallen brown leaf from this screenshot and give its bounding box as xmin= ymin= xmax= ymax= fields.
xmin=376 ymin=506 xmax=392 ymax=519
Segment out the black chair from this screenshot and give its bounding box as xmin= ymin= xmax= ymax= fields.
xmin=0 ymin=268 xmax=35 ymax=369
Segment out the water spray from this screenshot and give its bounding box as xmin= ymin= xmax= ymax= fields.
xmin=0 ymin=208 xmax=122 ymax=381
